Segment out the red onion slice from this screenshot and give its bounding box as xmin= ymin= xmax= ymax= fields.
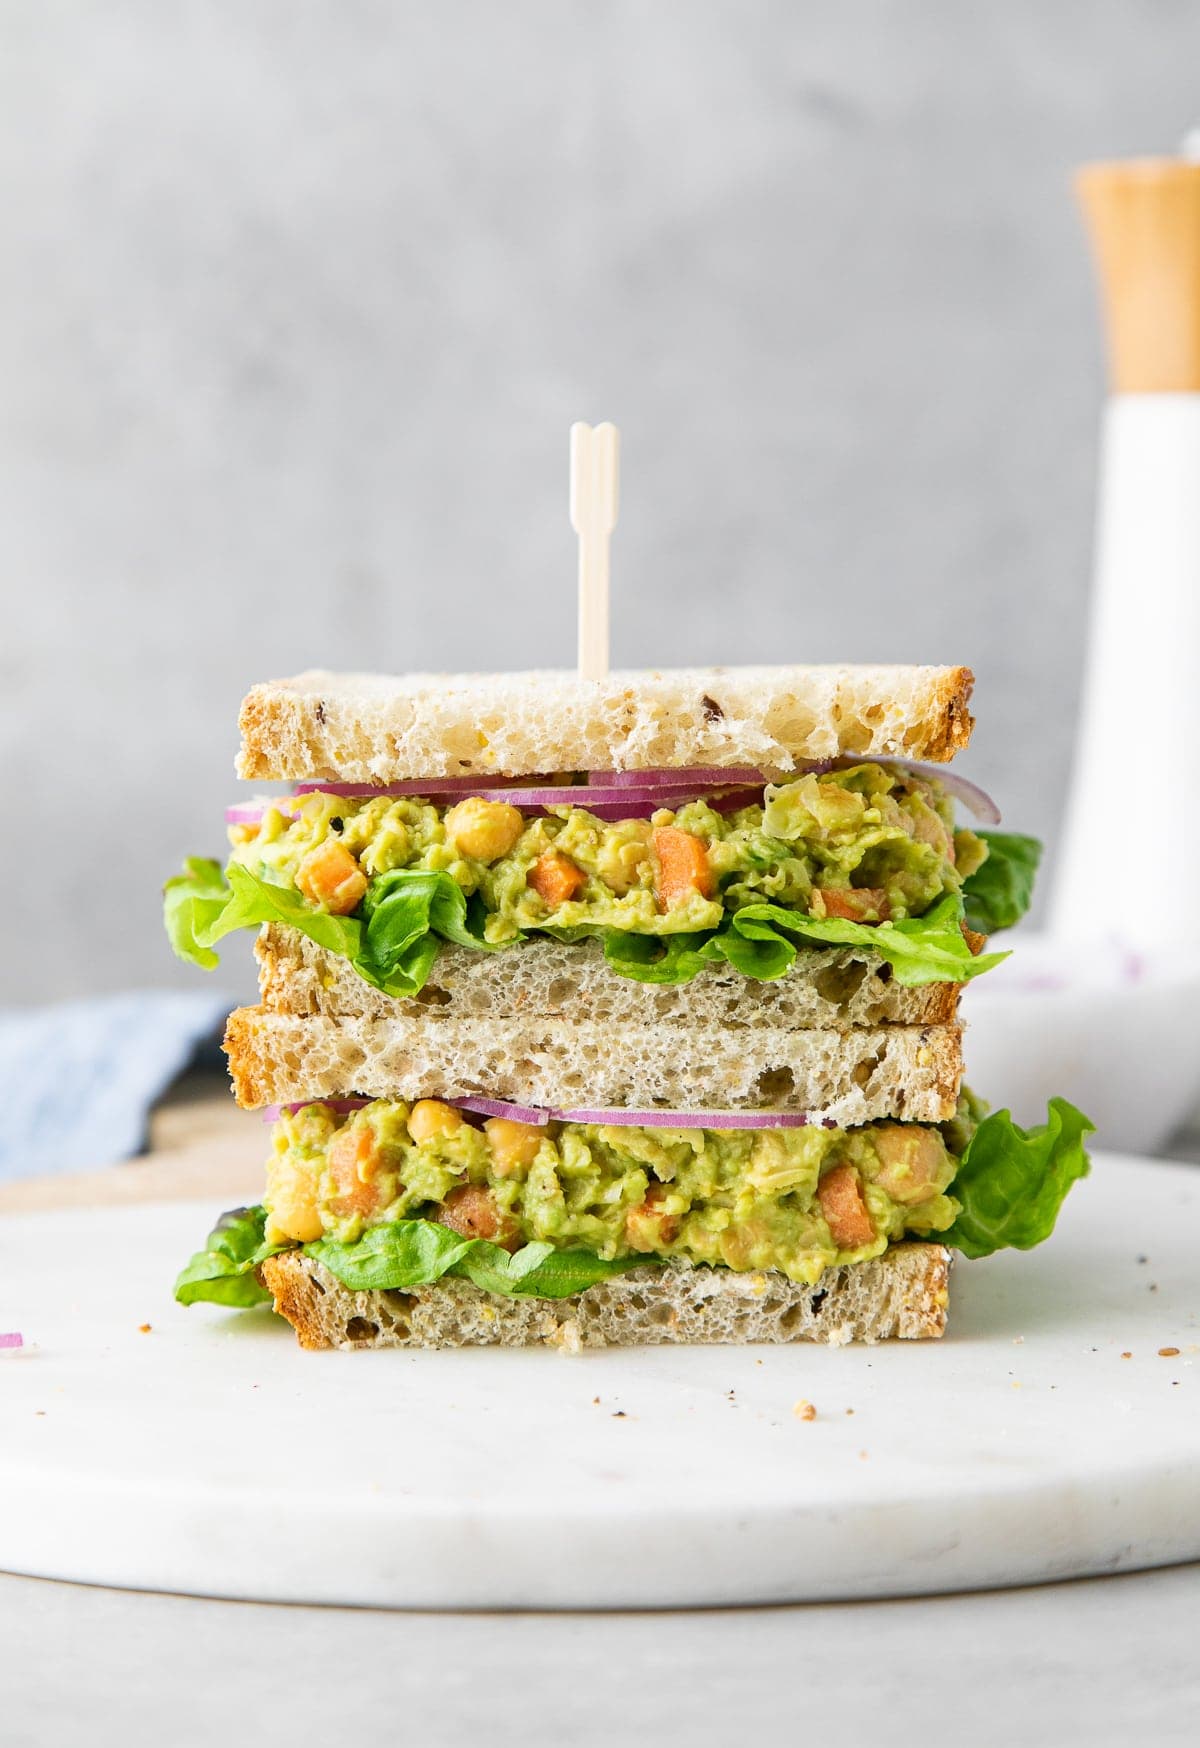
xmin=283 ymin=782 xmax=766 ymax=817
xmin=0 ymin=1332 xmax=23 ymax=1351
xmin=446 ymin=1095 xmax=552 ymax=1126
xmin=441 ymin=1096 xmax=828 ymax=1131
xmin=548 ymin=1107 xmax=832 ymax=1129
xmin=262 ymin=1095 xmax=833 ymax=1131
xmin=590 ymin=766 xmax=767 ymax=788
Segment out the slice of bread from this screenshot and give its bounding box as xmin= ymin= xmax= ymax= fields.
xmin=256 ymin=926 xmax=962 ymax=1029
xmin=223 ymin=1007 xmax=964 ymax=1124
xmin=236 ymin=665 xmax=975 ymax=781
xmin=259 ymin=1243 xmax=951 ymax=1350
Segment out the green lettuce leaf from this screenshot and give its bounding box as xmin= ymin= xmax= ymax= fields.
xmin=166 ymin=852 xmax=1014 ymax=999
xmin=177 ymin=1209 xmax=654 ymax=1310
xmin=601 ymin=929 xmax=728 ymax=984
xmin=162 ymin=856 xmax=233 ymax=972
xmin=943 ymin=1098 xmax=1094 ymax=1259
xmin=163 ymin=861 xmax=512 ymax=998
xmin=603 ymin=892 xmax=1005 ymax=987
xmin=308 ymin=1221 xmax=654 ymax=1299
xmin=962 ymin=832 xmax=1042 ymax=935
xmin=174 ymin=1205 xmax=286 ymax=1307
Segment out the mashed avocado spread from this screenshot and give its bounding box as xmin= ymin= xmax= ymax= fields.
xmin=229 ymin=765 xmax=985 ymax=943
xmin=262 ymin=1096 xmax=978 ymax=1287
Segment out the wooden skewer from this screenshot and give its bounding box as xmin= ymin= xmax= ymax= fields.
xmin=570 ymin=421 xmax=620 ymax=681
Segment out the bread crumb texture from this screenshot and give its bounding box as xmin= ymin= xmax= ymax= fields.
xmin=259 ymin=1243 xmax=951 ymax=1350
xmin=256 ymin=929 xmax=962 ymax=1031
xmin=224 ymin=1006 xmax=964 ymax=1124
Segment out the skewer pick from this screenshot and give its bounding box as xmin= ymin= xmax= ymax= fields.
xmin=570 ymin=421 xmax=620 ymax=681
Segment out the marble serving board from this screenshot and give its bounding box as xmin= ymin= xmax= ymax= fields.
xmin=0 ymin=1154 xmax=1196 ymax=1609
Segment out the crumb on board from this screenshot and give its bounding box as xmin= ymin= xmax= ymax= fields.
xmin=1121 ymin=1351 xmax=1132 ymax=1359
xmin=138 ymin=1323 xmax=152 ymax=1334
xmin=611 ymin=1410 xmax=627 ymax=1420
xmin=1159 ymin=1347 xmax=1180 ymax=1358
xmin=793 ymin=1400 xmax=817 ymax=1421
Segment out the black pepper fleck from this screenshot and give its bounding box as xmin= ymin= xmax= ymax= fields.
xmin=701 ymin=694 xmax=724 ymax=722
xmin=329 ymin=817 xmax=344 ymax=833
xmin=315 ymin=701 xmax=326 ymax=724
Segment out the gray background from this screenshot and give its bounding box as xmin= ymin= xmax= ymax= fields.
xmin=1 ymin=0 xmax=1193 ymax=1005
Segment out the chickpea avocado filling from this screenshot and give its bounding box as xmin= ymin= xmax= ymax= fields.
xmin=265 ymin=1096 xmax=967 ymax=1280
xmin=165 ymin=767 xmax=1042 ymax=995
xmin=174 ymin=1094 xmax=1094 ymax=1310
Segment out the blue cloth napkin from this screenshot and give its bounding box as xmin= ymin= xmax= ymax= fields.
xmin=0 ymin=991 xmax=232 ymax=1180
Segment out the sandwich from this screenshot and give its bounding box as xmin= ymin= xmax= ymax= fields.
xmin=166 ymin=664 xmax=1091 ymax=1348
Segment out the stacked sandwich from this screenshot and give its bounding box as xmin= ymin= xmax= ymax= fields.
xmin=167 ymin=664 xmax=1091 ymax=1348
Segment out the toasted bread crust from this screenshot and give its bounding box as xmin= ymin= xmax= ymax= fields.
xmin=259 ymin=1244 xmax=951 ymax=1349
xmin=223 ymin=1006 xmax=964 ymax=1124
xmin=254 ymin=927 xmax=963 ymax=1030
xmin=236 ymin=665 xmax=975 ymax=782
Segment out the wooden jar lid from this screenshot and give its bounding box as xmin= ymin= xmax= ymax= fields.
xmin=1078 ymin=159 xmax=1200 ymax=393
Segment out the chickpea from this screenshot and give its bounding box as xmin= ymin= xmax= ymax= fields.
xmin=484 ymin=1117 xmax=544 ymax=1176
xmin=444 ymin=797 xmax=524 ymax=863
xmin=407 ymin=1098 xmax=465 ymax=1144
xmin=265 ymin=1156 xmax=324 ymax=1244
xmin=870 ymin=1124 xmax=949 ymax=1205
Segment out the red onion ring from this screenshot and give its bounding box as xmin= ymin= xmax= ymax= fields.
xmin=589 ymin=766 xmax=768 ymax=788
xmin=0 ymin=1332 xmax=24 ymax=1351
xmin=229 ymin=760 xmax=998 ymax=831
xmin=262 ymin=1095 xmax=832 ymax=1131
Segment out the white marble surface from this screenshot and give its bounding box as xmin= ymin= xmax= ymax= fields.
xmin=2 ymin=1563 xmax=1198 ymax=1747
xmin=2 ymin=1154 xmax=1197 ymax=1608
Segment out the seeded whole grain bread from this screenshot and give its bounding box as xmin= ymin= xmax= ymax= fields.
xmin=236 ymin=665 xmax=975 ymax=782
xmin=223 ymin=1006 xmax=963 ymax=1123
xmin=259 ymin=1244 xmax=952 ymax=1350
xmin=255 ymin=926 xmax=962 ymax=1030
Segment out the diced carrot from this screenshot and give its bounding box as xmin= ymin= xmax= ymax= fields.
xmin=625 ymin=1183 xmax=680 ymax=1251
xmin=437 ymin=1184 xmax=519 ymax=1251
xmin=817 ymin=1165 xmax=875 ymax=1249
xmin=527 ymin=849 xmax=585 ymax=907
xmin=327 ymin=1124 xmax=389 ymax=1220
xmin=296 ymin=840 xmax=368 ymax=915
xmin=816 ymin=887 xmax=891 ymax=923
xmin=652 ymin=827 xmax=714 ymax=908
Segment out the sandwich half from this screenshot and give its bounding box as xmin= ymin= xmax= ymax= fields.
xmin=167 ymin=664 xmax=1090 ymax=1347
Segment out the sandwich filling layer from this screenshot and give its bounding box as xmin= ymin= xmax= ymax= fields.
xmin=167 ymin=764 xmax=1040 ymax=997
xmin=262 ymin=1095 xmax=977 ymax=1286
xmin=230 ymin=765 xmax=984 ymax=939
xmin=175 ymin=1095 xmax=1093 ymax=1311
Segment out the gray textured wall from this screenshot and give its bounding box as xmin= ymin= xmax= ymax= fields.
xmin=2 ymin=1 xmax=1194 ymax=1004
